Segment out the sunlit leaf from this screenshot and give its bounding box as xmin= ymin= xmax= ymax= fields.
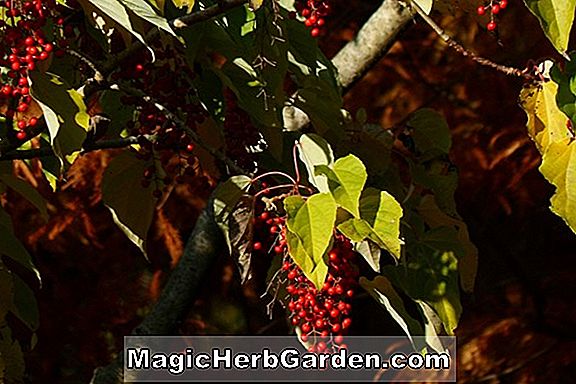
xmin=297 ymin=133 xmax=334 ymax=193
xmin=315 ymin=154 xmax=367 ymax=217
xmin=284 ymin=193 xmax=336 ymax=288
xmin=29 ymin=71 xmax=90 ymax=164
xmin=524 ymin=0 xmax=576 ymax=54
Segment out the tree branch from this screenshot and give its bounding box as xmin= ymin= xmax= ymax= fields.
xmin=283 ymin=0 xmax=415 ymax=132
xmin=90 ymin=201 xmax=225 ymax=383
xmin=409 ymin=0 xmax=535 ymax=80
xmin=0 ymin=136 xmax=147 ymax=161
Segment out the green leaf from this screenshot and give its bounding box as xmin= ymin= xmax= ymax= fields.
xmin=0 ymin=335 xmax=25 ymax=382
xmin=414 ymin=0 xmax=433 ymax=14
xmin=539 ymin=139 xmax=576 ymax=234
xmin=102 ymin=151 xmax=157 ymax=257
xmin=171 ymin=0 xmax=195 ymax=13
xmin=521 ymin=74 xmax=572 ymax=153
xmin=10 ymin=275 xmax=39 ymax=332
xmin=359 ymin=188 xmax=404 ymax=259
xmin=0 ymin=261 xmax=14 ymax=325
xmin=360 ymin=276 xmax=425 ymax=350
xmin=212 ymin=176 xmax=254 ymax=282
xmin=341 ymin=124 xmax=394 ymax=175
xmin=524 ymin=0 xmax=576 ymax=54
xmin=354 ymin=239 xmax=381 ymax=273
xmin=119 ymin=0 xmax=176 ymax=36
xmin=0 ymin=220 xmax=41 ymax=284
xmin=213 ymin=176 xmax=252 ymax=226
xmin=82 ymin=0 xmax=149 ymax=48
xmin=297 ymin=133 xmax=334 ymax=193
xmin=98 ymin=91 xmax=136 ymax=139
xmin=407 ymin=108 xmax=451 ymax=160
xmin=0 ymin=163 xmax=48 ymax=220
xmin=284 ymin=193 xmax=336 ymax=289
xmin=521 ymin=78 xmax=576 ymax=234
xmin=417 ymin=196 xmax=478 ymax=293
xmin=384 ymin=232 xmax=462 ymax=335
xmin=315 ymin=154 xmax=367 ymax=217
xmin=29 ymin=71 xmax=90 ymax=163
xmin=249 ymin=0 xmax=264 ymax=11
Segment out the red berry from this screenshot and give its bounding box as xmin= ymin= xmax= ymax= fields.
xmin=253 ymin=242 xmax=262 ymax=251
xmin=342 ymin=318 xmax=352 ymax=329
xmin=16 ymin=131 xmax=27 ymax=140
xmin=476 ymin=6 xmax=486 ymax=15
xmin=487 ymin=21 xmax=497 ymax=31
xmin=310 ymin=28 xmax=320 ymax=37
xmin=491 ymin=4 xmax=500 ymax=14
xmin=500 ymin=0 xmax=507 ymax=9
xmin=17 ymin=120 xmax=27 ymax=129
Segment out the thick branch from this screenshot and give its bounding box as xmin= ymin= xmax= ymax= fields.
xmin=0 ymin=136 xmax=140 ymax=161
xmin=90 ymin=201 xmax=225 ymax=383
xmin=333 ymin=0 xmax=415 ymax=90
xmin=284 ymin=0 xmax=415 ymax=131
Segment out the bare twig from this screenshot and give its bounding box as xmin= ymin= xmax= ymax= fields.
xmin=409 ymin=0 xmax=535 ymax=80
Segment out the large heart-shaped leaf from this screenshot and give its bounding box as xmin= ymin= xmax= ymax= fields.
xmin=315 ymin=154 xmax=367 ymax=217
xmin=102 ymin=151 xmax=157 ymax=257
xmin=524 ymin=0 xmax=576 ymax=54
xmin=284 ymin=193 xmax=336 ymax=288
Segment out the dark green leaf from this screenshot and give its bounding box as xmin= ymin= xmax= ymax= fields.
xmin=102 ymin=151 xmax=157 ymax=257
xmin=0 ymin=163 xmax=48 ymax=220
xmin=407 ymin=108 xmax=451 ymax=160
xmin=10 ymin=275 xmax=39 ymax=332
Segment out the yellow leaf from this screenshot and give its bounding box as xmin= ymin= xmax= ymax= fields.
xmin=172 ymin=0 xmax=195 ymax=13
xmin=539 ymin=139 xmax=576 ymax=234
xmin=520 ymin=78 xmax=571 ymax=153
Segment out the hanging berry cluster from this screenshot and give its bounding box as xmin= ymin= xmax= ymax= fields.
xmin=293 ymin=0 xmax=331 ymax=37
xmin=112 ymin=45 xmax=208 ymax=198
xmin=223 ymin=90 xmax=264 ymax=174
xmin=476 ymin=0 xmax=508 ymax=31
xmin=254 ymin=210 xmax=358 ymax=353
xmin=0 ymin=0 xmax=61 ymax=140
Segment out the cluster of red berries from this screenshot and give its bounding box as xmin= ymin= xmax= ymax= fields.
xmin=285 ymin=233 xmax=358 ymax=352
xmin=292 ymin=0 xmax=331 ymax=37
xmin=254 ymin=209 xmax=358 ymax=353
xmin=112 ymin=46 xmax=209 ymax=197
xmin=223 ymin=90 xmax=263 ymax=173
xmin=0 ymin=0 xmax=61 ymax=140
xmin=476 ymin=0 xmax=508 ymax=31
